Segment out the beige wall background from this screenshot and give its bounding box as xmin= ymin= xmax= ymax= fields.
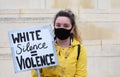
xmin=0 ymin=0 xmax=120 ymax=77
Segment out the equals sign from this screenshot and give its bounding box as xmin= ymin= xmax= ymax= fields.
xmin=31 ymin=51 xmax=37 ymax=56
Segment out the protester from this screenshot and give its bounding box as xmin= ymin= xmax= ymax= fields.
xmin=31 ymin=9 xmax=88 ymax=77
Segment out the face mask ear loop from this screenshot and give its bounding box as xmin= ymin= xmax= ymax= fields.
xmin=70 ymin=25 xmax=73 ymax=31
xmin=70 ymin=35 xmax=73 ymax=45
xmin=70 ymin=25 xmax=74 ymax=36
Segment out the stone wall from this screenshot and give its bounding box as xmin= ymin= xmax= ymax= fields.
xmin=0 ymin=0 xmax=120 ymax=77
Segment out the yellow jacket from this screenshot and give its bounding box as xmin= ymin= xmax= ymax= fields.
xmin=31 ymin=38 xmax=87 ymax=77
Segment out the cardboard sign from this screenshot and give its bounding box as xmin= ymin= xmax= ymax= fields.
xmin=8 ymin=25 xmax=58 ymax=73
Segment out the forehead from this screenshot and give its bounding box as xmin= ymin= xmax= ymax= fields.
xmin=55 ymin=16 xmax=71 ymax=24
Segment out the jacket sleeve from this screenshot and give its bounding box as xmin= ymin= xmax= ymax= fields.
xmin=75 ymin=45 xmax=88 ymax=77
xmin=31 ymin=69 xmax=43 ymax=77
xmin=31 ymin=70 xmax=37 ymax=77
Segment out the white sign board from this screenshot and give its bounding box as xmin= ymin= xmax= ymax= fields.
xmin=8 ymin=25 xmax=58 ymax=73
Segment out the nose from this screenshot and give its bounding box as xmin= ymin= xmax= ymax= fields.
xmin=59 ymin=25 xmax=65 ymax=28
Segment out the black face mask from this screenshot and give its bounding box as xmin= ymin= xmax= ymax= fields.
xmin=55 ymin=28 xmax=72 ymax=40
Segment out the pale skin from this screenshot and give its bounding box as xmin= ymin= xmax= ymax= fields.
xmin=54 ymin=16 xmax=75 ymax=48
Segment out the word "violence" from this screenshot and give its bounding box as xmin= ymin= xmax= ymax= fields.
xmin=16 ymin=53 xmax=55 ymax=70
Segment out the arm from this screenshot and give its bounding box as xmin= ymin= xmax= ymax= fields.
xmin=75 ymin=45 xmax=88 ymax=77
xmin=31 ymin=69 xmax=43 ymax=77
xmin=31 ymin=70 xmax=37 ymax=77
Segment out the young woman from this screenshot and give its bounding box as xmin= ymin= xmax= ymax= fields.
xmin=31 ymin=9 xmax=87 ymax=77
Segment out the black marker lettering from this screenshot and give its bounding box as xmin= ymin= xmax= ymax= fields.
xmin=11 ymin=34 xmax=20 ymax=44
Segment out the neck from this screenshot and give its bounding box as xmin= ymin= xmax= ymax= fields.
xmin=56 ymin=37 xmax=71 ymax=48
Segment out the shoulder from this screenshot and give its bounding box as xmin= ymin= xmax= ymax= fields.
xmin=80 ymin=44 xmax=87 ymax=51
xmin=79 ymin=44 xmax=87 ymax=58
